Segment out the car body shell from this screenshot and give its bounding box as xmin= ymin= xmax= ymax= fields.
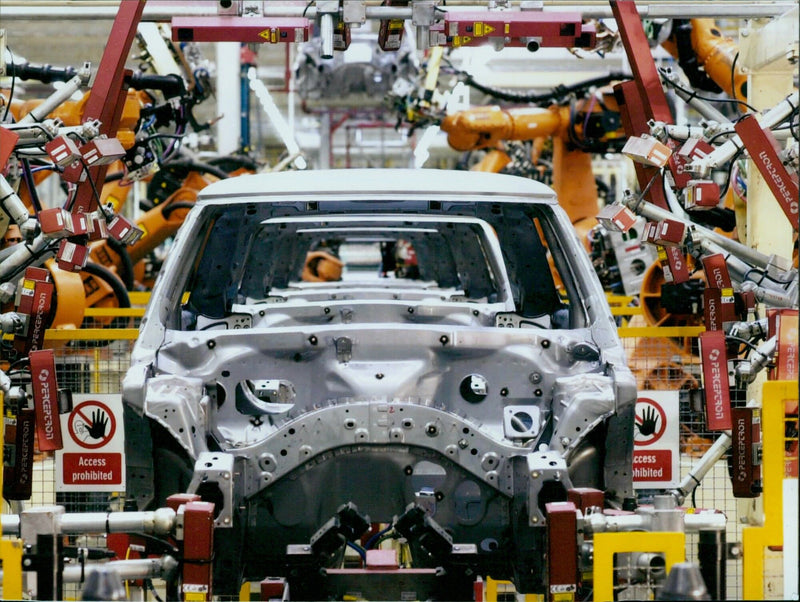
xmin=123 ymin=169 xmax=636 ymax=597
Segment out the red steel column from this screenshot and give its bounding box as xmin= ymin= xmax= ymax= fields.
xmin=72 ymin=0 xmax=147 ymax=213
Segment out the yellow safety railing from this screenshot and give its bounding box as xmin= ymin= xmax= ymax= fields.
xmin=44 ymin=328 xmax=139 ymax=341
xmin=742 ymin=380 xmax=798 ymax=600
xmin=128 ymin=291 xmax=152 ymax=305
xmin=592 ymin=531 xmax=686 ymax=602
xmin=0 ymin=391 xmax=24 ymax=599
xmin=0 ymin=539 xmax=24 ymax=599
xmin=617 ymin=326 xmax=705 ymax=338
xmin=83 ymin=307 xmax=146 ymax=317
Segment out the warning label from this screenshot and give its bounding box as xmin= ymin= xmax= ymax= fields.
xmin=56 ymin=394 xmax=125 ymax=492
xmin=62 ymin=453 xmax=122 ymax=485
xmin=633 ymin=449 xmax=673 ymax=481
xmin=633 ymin=391 xmax=679 ymax=489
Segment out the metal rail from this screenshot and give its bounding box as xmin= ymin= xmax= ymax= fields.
xmin=0 ymin=1 xmax=795 ymax=20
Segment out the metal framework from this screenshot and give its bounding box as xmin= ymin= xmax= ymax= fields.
xmin=0 ymin=1 xmax=796 ymax=20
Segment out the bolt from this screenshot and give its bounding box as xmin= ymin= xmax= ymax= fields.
xmin=529 ymin=372 xmax=542 ymax=384
xmin=453 ymin=545 xmax=460 ymax=552
xmin=531 ymin=516 xmax=539 ymax=524
xmin=223 ymin=472 xmax=230 ymax=480
xmin=375 ymin=373 xmax=384 ymax=380
xmin=207 ymin=340 xmax=216 ymax=349
xmin=458 ymin=438 xmax=469 ymax=449
xmin=561 ymin=437 xmax=570 ymax=446
xmin=439 ymin=335 xmax=449 ymax=345
xmin=224 ymin=517 xmax=230 ymax=524
xmin=308 ymin=335 xmax=318 ymax=345
xmin=407 ymin=307 xmax=415 ymax=314
xmin=531 ymin=471 xmax=540 ymax=478
xmin=541 ymin=339 xmax=550 ymax=349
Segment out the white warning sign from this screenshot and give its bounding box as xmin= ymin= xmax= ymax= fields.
xmin=633 ymin=391 xmax=680 ymax=488
xmin=56 ymin=394 xmax=125 ymax=492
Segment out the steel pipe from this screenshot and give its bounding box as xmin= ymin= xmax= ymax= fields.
xmin=1 ymin=514 xmax=20 ymax=536
xmin=62 ymin=555 xmax=179 ymax=583
xmin=17 ymin=75 xmax=87 ymax=123
xmin=59 ymin=509 xmax=176 ymax=536
xmin=2 ymin=509 xmax=176 ymax=537
xmin=671 ymin=432 xmax=732 ymax=505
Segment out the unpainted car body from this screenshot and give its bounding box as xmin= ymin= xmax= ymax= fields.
xmin=123 ymin=169 xmax=636 ymax=598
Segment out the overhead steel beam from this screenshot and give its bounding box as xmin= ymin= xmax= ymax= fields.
xmin=0 ymin=1 xmax=795 ymax=20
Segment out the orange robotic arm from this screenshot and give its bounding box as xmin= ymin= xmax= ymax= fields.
xmin=661 ymin=19 xmax=747 ymax=102
xmin=441 ymin=106 xmax=566 ymax=152
xmin=440 ymin=105 xmax=601 ymax=227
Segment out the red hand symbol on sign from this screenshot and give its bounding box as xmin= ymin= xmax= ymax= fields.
xmin=634 ymin=398 xmax=667 ymax=446
xmin=68 ymin=400 xmax=117 ymax=449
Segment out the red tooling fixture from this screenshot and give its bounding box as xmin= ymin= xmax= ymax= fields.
xmin=2 ymin=408 xmax=35 ymax=500
xmin=171 ymin=16 xmax=312 ymax=44
xmin=767 ymin=308 xmax=799 ymax=382
xmin=653 ymin=219 xmax=685 ymax=247
xmin=657 ymin=245 xmax=690 ymax=284
xmin=0 ymin=127 xmax=20 ymax=167
xmin=546 ymin=501 xmax=578 ymax=601
xmin=730 ymin=407 xmax=762 ymax=498
xmin=613 ymin=81 xmax=670 ymax=209
xmin=55 ymin=239 xmax=90 ymax=272
xmin=611 ymin=0 xmax=686 ymax=210
xmin=45 ymin=135 xmax=82 ymax=168
xmin=733 ymin=114 xmax=799 ymax=230
xmin=378 ymin=0 xmax=409 ymax=51
xmin=699 ymin=330 xmax=732 ymax=431
xmin=433 ymin=11 xmax=596 ymax=49
xmin=72 ymin=0 xmax=147 ymax=214
xmin=181 ymin=501 xmax=215 ymax=601
xmin=701 ymin=254 xmax=737 ymax=331
xmin=14 ymin=266 xmax=54 ymax=356
xmin=610 ymin=1 xmax=672 ymax=124
xmin=685 ymin=179 xmax=720 ymax=210
xmin=596 ymin=203 xmax=638 ymax=232
xmin=29 ymin=349 xmax=63 ymax=452
xmin=674 ymin=138 xmax=715 ymax=189
xmin=261 ymin=577 xmax=289 ymax=600
xmin=567 ymin=487 xmax=605 ymax=513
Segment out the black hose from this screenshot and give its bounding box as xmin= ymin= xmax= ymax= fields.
xmin=161 ymin=201 xmax=196 ymax=220
xmin=105 ymin=237 xmax=135 ymax=291
xmin=160 ymin=159 xmax=230 ymax=181
xmin=22 ymin=158 xmax=43 ymax=213
xmin=73 ymin=262 xmax=131 ymax=348
xmin=698 ymin=529 xmax=726 ymax=601
xmin=462 ymin=71 xmax=631 ymax=104
xmin=5 ymin=61 xmax=78 ymax=83
xmin=206 ymin=154 xmax=260 ymax=172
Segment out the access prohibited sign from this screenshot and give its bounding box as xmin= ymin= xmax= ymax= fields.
xmin=632 ymin=391 xmax=679 ymax=488
xmin=56 ymin=395 xmax=125 ymax=492
xmin=67 ymin=400 xmax=117 ymax=449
